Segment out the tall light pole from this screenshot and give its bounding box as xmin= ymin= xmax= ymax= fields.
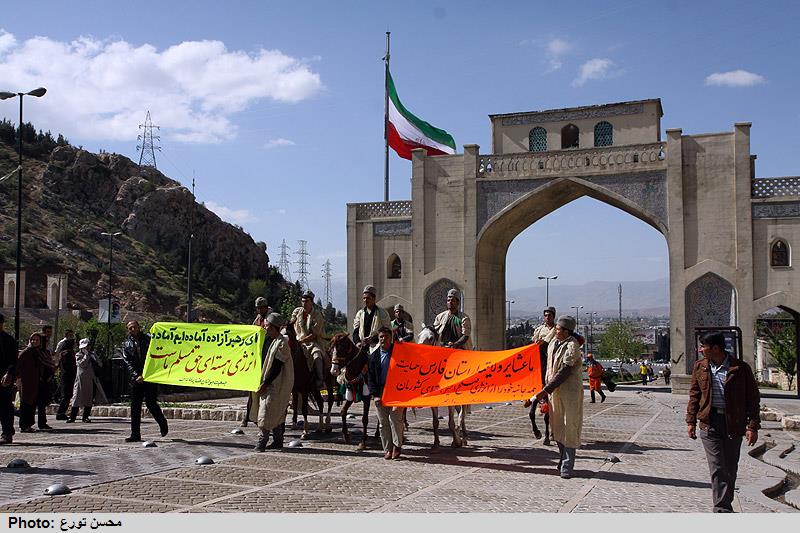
xmin=505 ymin=299 xmax=515 ymax=349
xmin=0 ymin=87 xmax=47 ymax=344
xmin=186 ymin=177 xmax=195 ymax=323
xmin=570 ymin=305 xmax=584 ymax=330
xmin=586 ymin=311 xmax=598 ymax=354
xmin=538 ymin=275 xmax=558 ymax=307
xmin=101 ymin=231 xmax=122 ymax=358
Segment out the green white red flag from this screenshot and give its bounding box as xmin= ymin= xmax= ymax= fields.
xmin=387 ymin=72 xmax=456 ymax=160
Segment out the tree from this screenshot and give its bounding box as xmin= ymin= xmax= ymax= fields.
xmin=598 ymin=321 xmax=646 ymax=362
xmin=765 ymin=325 xmax=797 ymax=390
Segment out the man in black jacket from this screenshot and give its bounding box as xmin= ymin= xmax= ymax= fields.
xmin=0 ymin=313 xmax=17 ymax=444
xmin=121 ymin=321 xmax=168 ymax=442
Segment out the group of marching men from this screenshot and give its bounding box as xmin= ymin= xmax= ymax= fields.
xmin=246 ymin=285 xmax=588 ymax=477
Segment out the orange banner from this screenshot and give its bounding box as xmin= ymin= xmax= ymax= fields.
xmin=381 ymin=342 xmax=543 ymax=407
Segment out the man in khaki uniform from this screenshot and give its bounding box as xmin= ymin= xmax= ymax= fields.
xmin=534 ymin=315 xmax=584 ymax=478
xmin=532 ymin=306 xmax=557 ymax=344
xmin=291 ymin=290 xmax=327 ymax=388
xmin=251 ymin=313 xmax=294 ymax=452
xmin=433 ymin=288 xmax=472 ymax=447
xmin=352 ymin=285 xmax=391 ymax=350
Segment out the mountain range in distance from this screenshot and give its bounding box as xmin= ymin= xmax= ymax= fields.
xmin=507 ymin=278 xmax=669 ymax=318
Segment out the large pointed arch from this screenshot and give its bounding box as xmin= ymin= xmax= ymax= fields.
xmin=474 ymin=176 xmax=669 ymax=349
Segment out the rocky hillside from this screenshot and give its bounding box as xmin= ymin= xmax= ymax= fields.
xmin=0 ymin=134 xmax=283 ymax=323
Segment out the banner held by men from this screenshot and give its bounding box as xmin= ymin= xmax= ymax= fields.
xmin=381 ymin=342 xmax=543 ymax=407
xmin=143 ymin=322 xmax=265 ymax=392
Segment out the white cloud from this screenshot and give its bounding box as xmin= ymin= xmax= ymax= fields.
xmin=0 ymin=31 xmax=323 ymax=144
xmin=571 ymin=58 xmax=618 ymax=87
xmin=264 ymin=138 xmax=296 ymax=149
xmin=544 ymin=38 xmax=572 ymax=72
xmin=704 ymin=69 xmax=765 ymax=87
xmin=205 ymin=201 xmax=258 ymax=225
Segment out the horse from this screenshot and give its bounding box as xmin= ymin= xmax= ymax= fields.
xmin=286 ymin=326 xmax=329 ymax=438
xmin=416 ymin=324 xmax=468 ymax=449
xmin=328 ymin=333 xmax=373 ymax=450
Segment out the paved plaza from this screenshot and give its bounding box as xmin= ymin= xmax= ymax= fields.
xmin=0 ymin=389 xmax=796 ymax=513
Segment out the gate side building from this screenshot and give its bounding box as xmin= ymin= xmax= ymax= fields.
xmin=346 ymin=98 xmax=800 ymax=388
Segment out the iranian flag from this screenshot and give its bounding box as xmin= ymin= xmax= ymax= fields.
xmin=387 ymin=72 xmax=456 ymax=160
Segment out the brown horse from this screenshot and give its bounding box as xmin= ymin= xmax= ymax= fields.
xmin=286 ymin=327 xmax=329 ymax=438
xmin=328 ymin=333 xmax=373 ymax=450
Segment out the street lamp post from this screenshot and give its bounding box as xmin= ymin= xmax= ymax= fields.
xmin=586 ymin=311 xmax=598 ymax=354
xmin=186 ymin=177 xmax=195 ymax=323
xmin=505 ymin=299 xmax=514 ymax=348
xmin=538 ymin=275 xmax=558 ymax=307
xmin=0 ymin=87 xmax=47 ymax=344
xmin=101 ymin=231 xmax=122 ymax=358
xmin=570 ymin=305 xmax=584 ymax=330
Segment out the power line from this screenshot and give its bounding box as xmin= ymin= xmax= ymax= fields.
xmin=322 ymin=259 xmax=332 ymax=306
xmin=137 ymin=110 xmax=161 ymax=169
xmin=295 ymin=240 xmax=310 ymax=291
xmin=277 ymin=239 xmax=292 ymax=279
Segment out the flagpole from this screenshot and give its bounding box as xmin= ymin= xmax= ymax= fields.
xmin=383 ymin=31 xmax=390 ymax=203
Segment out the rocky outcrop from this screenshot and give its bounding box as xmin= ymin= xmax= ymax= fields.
xmin=6 ymin=143 xmax=270 ymax=319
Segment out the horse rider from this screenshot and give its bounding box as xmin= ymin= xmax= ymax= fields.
xmin=291 ymin=290 xmax=328 ymax=389
xmin=243 ymin=296 xmax=273 ymax=427
xmin=433 ymin=288 xmax=472 ymax=447
xmin=525 ymin=306 xmax=557 ymax=443
xmin=391 ymin=304 xmax=414 ymax=343
xmin=352 ymin=285 xmax=391 ymax=351
xmin=252 ymin=313 xmax=295 ymax=451
xmin=534 ymin=315 xmax=584 ymax=479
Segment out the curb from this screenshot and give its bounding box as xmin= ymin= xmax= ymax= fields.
xmin=45 ymin=404 xmax=246 ymax=421
xmin=741 ymin=440 xmax=798 ymax=513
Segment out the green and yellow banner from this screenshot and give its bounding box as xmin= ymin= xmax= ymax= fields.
xmin=143 ymin=322 xmax=264 ymax=392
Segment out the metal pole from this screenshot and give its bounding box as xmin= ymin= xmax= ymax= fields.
xmin=14 ymin=94 xmax=22 ymax=343
xmin=545 ymin=279 xmax=549 ymax=307
xmin=383 ymin=31 xmax=390 ymax=203
xmin=53 ymin=275 xmax=62 ymax=346
xmin=107 ymin=234 xmax=113 ymax=359
xmin=187 ymin=177 xmax=195 ymax=322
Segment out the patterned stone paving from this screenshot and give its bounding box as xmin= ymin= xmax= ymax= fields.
xmin=0 ymin=390 xmax=795 ymax=513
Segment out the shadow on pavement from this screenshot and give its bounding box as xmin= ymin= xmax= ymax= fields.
xmin=4 ymin=466 xmax=96 ymax=476
xmin=593 ymin=469 xmax=711 ymax=489
xmin=581 ymin=440 xmax=693 ymax=454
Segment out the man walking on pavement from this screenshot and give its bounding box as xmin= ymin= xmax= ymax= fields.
xmin=534 ymin=315 xmax=583 ymax=479
xmin=368 ymin=326 xmax=404 ymax=459
xmin=121 ymin=320 xmax=168 ymax=442
xmin=252 ymin=313 xmax=294 ymax=452
xmin=586 ymin=353 xmax=606 ymax=403
xmin=0 ymin=314 xmax=17 ymax=444
xmin=54 ymin=329 xmax=77 ymax=421
xmin=686 ymin=331 xmax=760 ymax=513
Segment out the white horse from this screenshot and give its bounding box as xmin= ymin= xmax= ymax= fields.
xmin=416 ymin=324 xmax=468 ymax=448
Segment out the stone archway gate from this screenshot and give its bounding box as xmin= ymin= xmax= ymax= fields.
xmin=347 ymin=106 xmax=800 ymax=390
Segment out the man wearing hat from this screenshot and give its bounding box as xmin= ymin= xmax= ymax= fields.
xmin=0 ymin=313 xmax=17 ymax=444
xmin=291 ymin=290 xmax=327 ymax=388
xmin=253 ymin=297 xmax=272 ymax=329
xmin=525 ymin=307 xmax=557 ymax=443
xmin=250 ymin=313 xmax=295 ymax=451
xmin=433 ymin=288 xmax=472 ymax=447
xmin=390 ymin=304 xmax=414 ymax=343
xmin=352 ymin=285 xmax=391 ymax=350
xmin=242 ymin=296 xmax=273 ymax=427
xmin=534 ymin=315 xmax=584 ymax=479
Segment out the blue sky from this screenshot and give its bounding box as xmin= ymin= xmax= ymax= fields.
xmin=1 ymin=1 xmax=798 ymax=308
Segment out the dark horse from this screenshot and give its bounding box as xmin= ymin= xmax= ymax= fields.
xmin=527 ymin=340 xmax=551 ymax=445
xmin=286 ymin=326 xmax=332 ymax=438
xmin=328 ymin=333 xmax=372 ymax=450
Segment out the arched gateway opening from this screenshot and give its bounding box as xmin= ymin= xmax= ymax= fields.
xmin=475 ymin=177 xmax=669 ymax=350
